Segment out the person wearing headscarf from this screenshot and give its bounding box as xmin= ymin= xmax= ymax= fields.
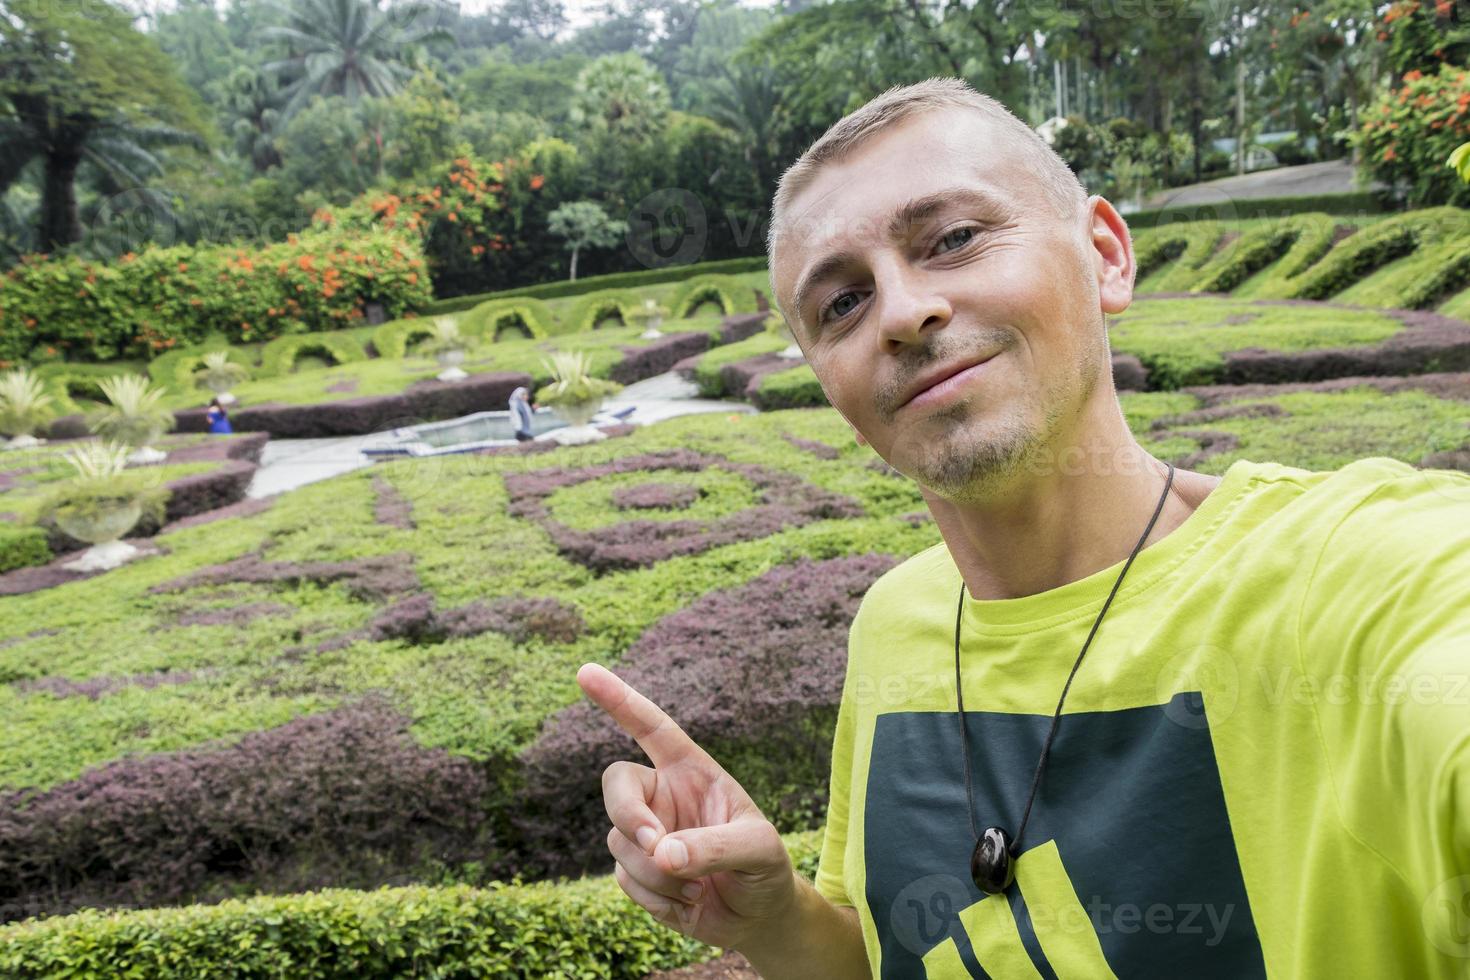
xmin=509 ymin=386 xmax=535 ymax=442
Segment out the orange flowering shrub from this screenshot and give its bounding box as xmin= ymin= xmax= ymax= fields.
xmin=0 ymin=229 xmax=432 ymax=364
xmin=1355 ymin=65 xmax=1470 ymax=207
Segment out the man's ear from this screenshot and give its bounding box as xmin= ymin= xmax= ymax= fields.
xmin=1087 ymin=195 xmax=1135 ymax=316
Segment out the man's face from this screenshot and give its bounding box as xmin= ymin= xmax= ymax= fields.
xmin=771 ymin=107 xmax=1124 ymax=503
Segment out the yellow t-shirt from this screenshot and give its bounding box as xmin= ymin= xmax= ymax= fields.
xmin=816 ymin=456 xmax=1470 ymax=978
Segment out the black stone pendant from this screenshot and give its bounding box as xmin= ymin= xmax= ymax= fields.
xmin=971 ymin=826 xmax=1015 ymax=895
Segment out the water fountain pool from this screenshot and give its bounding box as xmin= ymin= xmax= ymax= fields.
xmin=361 ymin=405 xmax=636 ymax=458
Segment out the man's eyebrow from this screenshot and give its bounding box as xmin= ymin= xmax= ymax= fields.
xmin=789 ymin=187 xmax=1012 ymax=330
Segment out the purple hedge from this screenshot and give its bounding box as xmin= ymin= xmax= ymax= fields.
xmin=171 ymin=372 xmax=530 ymax=438
xmin=504 ymin=449 xmax=864 ymax=574
xmin=0 ymin=699 xmax=492 ymax=922
xmin=517 ymin=553 xmax=900 ymax=877
xmin=611 ymin=482 xmax=700 ymax=511
xmin=152 ymin=553 xmax=419 ymax=603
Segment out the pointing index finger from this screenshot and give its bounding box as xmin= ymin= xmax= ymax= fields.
xmin=577 ymin=663 xmax=705 ymax=770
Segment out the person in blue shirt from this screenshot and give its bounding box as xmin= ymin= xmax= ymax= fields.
xmin=509 ymin=386 xmax=535 ymax=442
xmin=205 ymin=398 xmax=233 ymax=435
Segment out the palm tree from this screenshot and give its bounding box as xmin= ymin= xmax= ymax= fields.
xmin=0 ymin=0 xmax=208 ymax=250
xmin=703 ymin=60 xmax=783 ymax=197
xmin=569 ymin=52 xmax=671 ymax=140
xmin=261 ymin=0 xmax=452 ymax=121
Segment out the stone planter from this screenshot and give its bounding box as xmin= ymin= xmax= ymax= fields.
xmin=436 ymin=348 xmax=468 ymax=382
xmin=55 ymin=500 xmax=144 ymax=571
xmin=3 ymin=434 xmax=45 ymax=449
xmin=204 ymin=375 xmax=238 ymax=405
xmin=548 ymin=397 xmax=607 ymax=445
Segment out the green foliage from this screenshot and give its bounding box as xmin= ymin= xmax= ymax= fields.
xmin=0 ymin=368 xmax=56 ymax=438
xmin=0 ymin=229 xmax=431 ymax=365
xmin=1355 ymin=65 xmax=1470 ymax=208
xmin=1108 ymin=298 xmax=1403 ymax=389
xmin=692 ymin=332 xmax=788 ymax=398
xmin=1126 ymin=192 xmax=1387 ymax=229
xmin=259 ymin=332 xmax=369 ymax=378
xmin=565 ymin=289 xmax=644 ymax=332
xmin=0 ymin=829 xmax=824 ymax=979
xmin=668 ymin=274 xmax=758 ymax=319
xmin=413 ymin=317 xmax=473 ymax=358
xmin=35 ymin=441 xmax=169 ymax=532
xmin=547 ymin=201 xmax=629 ymax=280
xmin=460 ymin=297 xmax=558 ymax=341
xmin=1188 ymin=214 xmax=1335 ymax=294
xmin=1285 ymin=207 xmax=1470 ymax=302
xmin=419 ymin=257 xmax=769 ymax=315
xmin=0 ymin=524 xmax=51 ymax=573
xmin=1231 ymin=214 xmax=1343 ymax=299
xmin=86 ymin=376 xmax=177 ymax=447
xmin=147 ymin=345 xmax=252 ymax=394
xmin=753 ymin=364 xmax=828 ymax=411
xmin=369 ymin=317 xmax=439 ymax=360
xmin=192 ymin=351 xmax=249 ymax=394
xmin=532 ymin=350 xmax=623 ymax=406
xmin=1132 ymin=222 xmax=1225 ymax=292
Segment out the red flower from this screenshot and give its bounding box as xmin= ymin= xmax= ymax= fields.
xmin=530 ymin=174 xmax=546 ymax=190
xmin=1404 ymin=69 xmax=1424 ymax=82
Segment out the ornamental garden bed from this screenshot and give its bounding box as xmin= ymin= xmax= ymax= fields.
xmin=0 ymin=432 xmax=269 ymax=580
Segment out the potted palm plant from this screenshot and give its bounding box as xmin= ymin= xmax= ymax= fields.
xmin=417 ymin=317 xmax=472 ymax=382
xmin=766 ymin=313 xmax=804 ymax=360
xmin=535 ymin=350 xmax=623 ymax=445
xmin=0 ymin=368 xmax=57 ymax=448
xmin=193 ymin=350 xmax=248 ymax=405
xmin=39 ymin=441 xmax=168 ymax=572
xmin=629 ymin=299 xmax=669 ymax=340
xmin=88 ymin=374 xmax=177 ymax=465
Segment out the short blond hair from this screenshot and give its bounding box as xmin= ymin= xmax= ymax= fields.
xmin=767 ymin=77 xmax=1088 ymax=309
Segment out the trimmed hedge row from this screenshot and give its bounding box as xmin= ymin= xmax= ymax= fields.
xmin=1189 ymin=214 xmax=1328 ymax=294
xmin=459 ymin=297 xmax=557 ymax=341
xmin=420 ymin=256 xmax=770 ymax=315
xmin=0 ymin=526 xmax=50 ymax=574
xmin=367 ymin=317 xmax=437 ymax=360
xmin=1124 ymin=191 xmax=1388 ymax=230
xmin=668 ymin=275 xmax=760 ymax=319
xmin=0 ymin=228 xmax=431 ymax=365
xmin=171 ymin=372 xmax=530 ymax=438
xmin=0 ymin=830 xmax=822 ymax=980
xmin=750 ymin=364 xmax=829 ymax=411
xmin=565 ymin=289 xmax=644 ymax=333
xmin=1133 ymin=221 xmax=1224 ymax=291
xmin=259 ymin=332 xmax=369 ymax=378
xmin=146 ymin=344 xmax=253 ymax=394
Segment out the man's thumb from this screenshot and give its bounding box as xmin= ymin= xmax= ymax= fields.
xmin=655 ymin=819 xmax=786 ymax=879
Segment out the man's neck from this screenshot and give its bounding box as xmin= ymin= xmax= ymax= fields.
xmin=921 ymin=430 xmax=1222 ymax=602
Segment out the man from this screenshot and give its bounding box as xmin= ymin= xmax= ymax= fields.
xmin=577 ymin=77 xmax=1470 ymax=977
xmin=509 ymin=385 xmax=536 ymax=442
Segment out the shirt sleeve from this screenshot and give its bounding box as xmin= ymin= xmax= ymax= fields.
xmin=815 ymin=608 xmax=863 ymax=908
xmin=1295 ymin=466 xmax=1470 ymax=943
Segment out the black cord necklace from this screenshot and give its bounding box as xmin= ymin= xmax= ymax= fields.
xmin=955 ymin=462 xmax=1176 ymax=895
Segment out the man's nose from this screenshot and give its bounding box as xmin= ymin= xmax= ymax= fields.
xmin=872 ymin=258 xmax=952 ymax=352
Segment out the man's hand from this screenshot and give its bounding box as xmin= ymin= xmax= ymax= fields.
xmin=577 ymin=662 xmax=798 ymax=952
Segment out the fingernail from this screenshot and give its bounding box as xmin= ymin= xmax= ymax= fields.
xmin=681 ymin=881 xmax=703 ymax=902
xmin=662 ymin=838 xmax=688 ymax=870
xmin=636 ymin=827 xmax=658 ymax=852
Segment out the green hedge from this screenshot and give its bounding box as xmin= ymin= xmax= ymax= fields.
xmin=1286 ymin=207 xmax=1470 ymax=302
xmin=0 ymin=524 xmax=51 ymax=574
xmin=460 ymin=298 xmax=557 ymax=342
xmin=368 ymin=317 xmax=441 ymax=360
xmin=1125 ymin=191 xmax=1389 ymax=230
xmin=0 ymin=830 xmax=823 ymax=980
xmin=668 ymin=275 xmax=759 ymax=319
xmin=751 ymin=364 xmax=829 ymax=411
xmin=0 ymin=229 xmax=431 ymax=366
xmin=1133 ymin=222 xmax=1224 ymax=291
xmin=31 ymin=362 xmax=148 ymax=416
xmin=1235 ymin=213 xmax=1342 ymax=298
xmin=1188 ymin=214 xmax=1321 ymax=294
xmin=564 ymin=289 xmax=645 ymax=333
xmin=420 ymin=257 xmax=770 ymax=316
xmin=146 ymin=344 xmax=253 ymax=394
xmin=692 ymin=333 xmax=789 ymax=398
xmin=259 ymin=332 xmax=369 ymax=378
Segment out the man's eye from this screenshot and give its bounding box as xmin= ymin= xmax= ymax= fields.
xmin=824 ymin=292 xmax=861 ymax=322
xmin=935 ymin=227 xmax=975 ymax=254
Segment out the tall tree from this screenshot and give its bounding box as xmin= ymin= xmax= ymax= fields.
xmin=261 ymin=0 xmax=452 ymax=120
xmin=0 ymin=0 xmax=209 ymax=250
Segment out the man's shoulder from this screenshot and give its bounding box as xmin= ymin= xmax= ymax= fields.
xmin=851 ymin=540 xmax=955 ymax=627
